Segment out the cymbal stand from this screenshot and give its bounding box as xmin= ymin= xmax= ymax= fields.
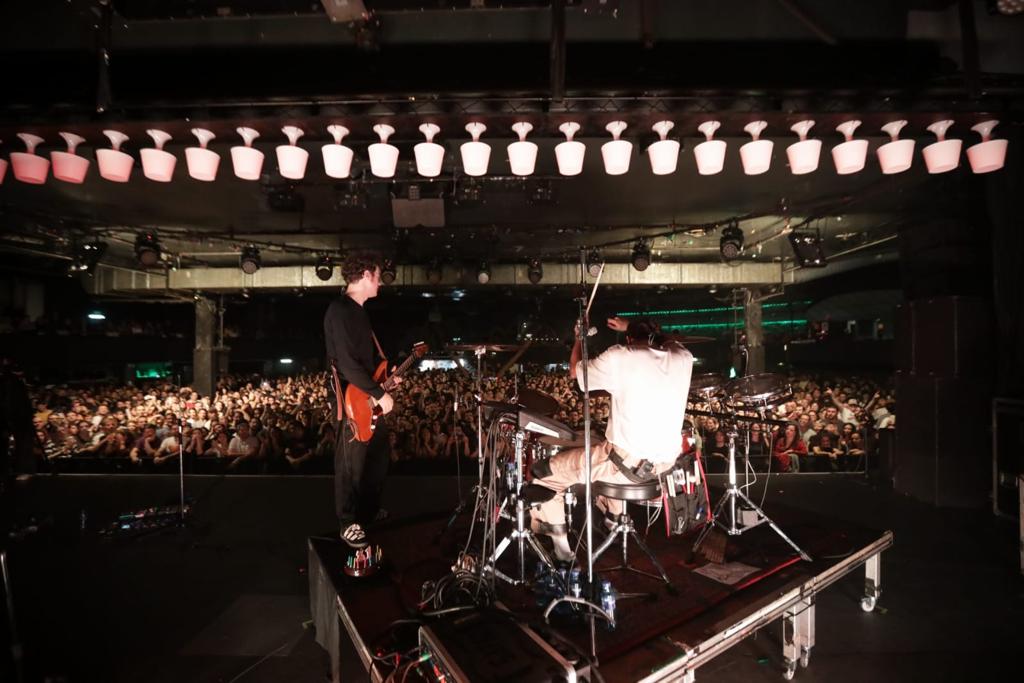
xmin=693 ymin=418 xmax=811 ymax=562
xmin=486 ymin=427 xmax=555 ymax=584
xmin=439 ymin=347 xmax=487 ymax=539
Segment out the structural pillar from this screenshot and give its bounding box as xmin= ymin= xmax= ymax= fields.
xmin=193 ymin=296 xmax=218 ymax=397
xmin=744 ymin=289 xmax=765 ymax=375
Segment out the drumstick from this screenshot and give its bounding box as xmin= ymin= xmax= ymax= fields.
xmin=585 ymin=262 xmax=604 ymax=318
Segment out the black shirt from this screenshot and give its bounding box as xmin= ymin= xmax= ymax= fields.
xmin=324 ymin=295 xmax=385 ymax=400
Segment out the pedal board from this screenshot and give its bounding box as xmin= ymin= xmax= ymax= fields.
xmin=418 ymin=608 xmax=585 ymax=682
xmin=98 ymin=504 xmax=190 ymax=538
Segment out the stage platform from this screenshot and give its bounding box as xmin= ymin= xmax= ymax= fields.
xmin=309 ymin=500 xmax=892 ymax=682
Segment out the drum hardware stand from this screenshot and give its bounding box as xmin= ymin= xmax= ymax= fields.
xmin=486 ymin=428 xmax=556 ymax=585
xmin=693 ymin=426 xmax=812 ymax=562
xmin=438 ymin=347 xmax=489 ymax=541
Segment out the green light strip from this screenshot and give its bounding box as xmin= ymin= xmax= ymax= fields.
xmin=661 ymin=319 xmax=808 ymax=332
xmin=616 ymin=301 xmax=811 ymax=318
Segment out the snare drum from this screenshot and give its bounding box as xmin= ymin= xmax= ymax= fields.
xmin=724 ymin=373 xmax=792 ymax=410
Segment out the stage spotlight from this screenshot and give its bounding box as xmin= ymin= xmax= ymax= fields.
xmin=788 ymin=231 xmax=828 ymax=268
xmin=425 ymin=259 xmax=442 ymax=285
xmin=527 ymin=257 xmax=543 ymax=284
xmin=719 ymin=224 xmax=744 ymax=261
xmin=631 ymin=241 xmax=652 ymax=271
xmin=315 ymin=255 xmax=334 ymax=281
xmin=477 ymin=261 xmax=491 ymax=285
xmin=380 ymin=258 xmax=397 ymax=285
xmin=240 ymin=246 xmax=261 ymax=275
xmin=587 ymin=248 xmax=602 ymax=278
xmin=69 ymin=240 xmax=107 ymax=274
xmin=135 ymin=232 xmax=161 ymax=267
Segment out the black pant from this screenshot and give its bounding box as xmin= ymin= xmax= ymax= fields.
xmin=334 ymin=418 xmax=390 ymax=527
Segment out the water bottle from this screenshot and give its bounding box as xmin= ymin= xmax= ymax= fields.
xmin=569 ymin=569 xmax=582 ymax=598
xmin=557 ymin=567 xmax=569 ymax=596
xmin=600 ymin=578 xmax=616 ymax=630
xmin=532 ymin=561 xmax=549 ymax=607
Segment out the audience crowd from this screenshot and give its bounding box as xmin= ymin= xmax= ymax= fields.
xmin=689 ymin=373 xmax=895 ymax=473
xmin=27 ymin=365 xmax=893 ymax=476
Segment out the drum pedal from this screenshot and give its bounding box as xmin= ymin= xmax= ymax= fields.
xmin=698 ymin=528 xmax=728 ymax=564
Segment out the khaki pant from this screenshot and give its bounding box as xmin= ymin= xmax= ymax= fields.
xmin=531 ymin=440 xmax=674 ymax=528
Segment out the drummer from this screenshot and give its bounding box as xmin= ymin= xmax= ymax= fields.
xmin=526 ymin=317 xmax=694 ymax=562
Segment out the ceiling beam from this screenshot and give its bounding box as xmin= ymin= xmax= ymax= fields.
xmin=86 ymin=261 xmax=790 ymax=295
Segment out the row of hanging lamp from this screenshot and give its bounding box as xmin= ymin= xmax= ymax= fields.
xmin=0 ymin=119 xmax=1006 ymax=185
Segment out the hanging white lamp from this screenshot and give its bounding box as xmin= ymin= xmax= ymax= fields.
xmin=601 ymin=121 xmax=632 ymax=175
xmin=460 ymin=122 xmax=490 ymax=177
xmin=739 ymin=121 xmax=773 ymax=175
xmin=322 ymin=125 xmax=355 ymax=179
xmin=276 ymin=126 xmax=309 ymax=180
xmin=141 ymin=129 xmax=176 ymax=182
xmin=414 ymin=123 xmax=444 ymax=178
xmin=555 ymin=122 xmax=585 ymax=176
xmin=11 ymin=133 xmax=49 ymax=184
xmin=966 ymin=120 xmax=1006 ymax=174
xmin=97 ymin=130 xmax=134 ymax=183
xmin=646 ymin=120 xmax=680 ymax=175
xmin=368 ymin=124 xmax=399 ymax=178
xmin=832 ymin=120 xmax=868 ymax=175
xmin=786 ymin=120 xmax=821 ymax=175
xmin=51 ymin=132 xmax=90 ymax=184
xmin=876 ymin=120 xmax=914 ymax=175
xmin=185 ymin=128 xmax=219 ymax=182
xmin=231 ymin=127 xmax=264 ymax=181
xmin=922 ymin=120 xmax=961 ymax=174
xmin=693 ymin=121 xmax=726 ymax=175
xmin=508 ymin=122 xmax=538 ymax=176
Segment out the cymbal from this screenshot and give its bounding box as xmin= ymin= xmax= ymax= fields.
xmin=447 ymin=343 xmax=522 ymax=352
xmin=517 ymin=388 xmax=560 ymax=416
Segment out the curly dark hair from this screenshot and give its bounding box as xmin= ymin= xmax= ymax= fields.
xmin=626 ymin=318 xmax=667 ymax=348
xmin=340 ymin=251 xmax=383 ymax=285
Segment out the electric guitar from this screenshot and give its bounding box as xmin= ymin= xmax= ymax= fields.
xmin=335 ymin=342 xmax=429 ymax=442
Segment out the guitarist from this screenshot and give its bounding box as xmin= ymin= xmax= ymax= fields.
xmin=324 ymin=252 xmax=400 ymax=548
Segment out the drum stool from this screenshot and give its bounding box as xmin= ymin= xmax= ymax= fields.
xmin=591 ymin=480 xmax=674 ymax=589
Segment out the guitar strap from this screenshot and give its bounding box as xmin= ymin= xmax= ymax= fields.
xmin=329 ymin=362 xmax=345 ymax=423
xmin=371 ymin=332 xmax=388 ymax=365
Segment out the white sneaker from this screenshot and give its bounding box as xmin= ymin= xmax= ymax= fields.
xmin=341 ymin=523 xmax=368 ymax=549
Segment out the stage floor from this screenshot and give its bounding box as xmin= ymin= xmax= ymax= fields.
xmin=3 ymin=472 xmax=1021 ymax=682
xmin=309 ymin=497 xmax=892 ymax=682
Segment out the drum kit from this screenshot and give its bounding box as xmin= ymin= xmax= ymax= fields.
xmin=684 ymin=372 xmax=812 ymax=561
xmin=444 ymin=333 xmax=810 ymax=588
xmin=441 ymin=341 xmax=584 ymax=585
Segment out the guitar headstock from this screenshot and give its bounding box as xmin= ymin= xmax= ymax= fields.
xmin=412 ymin=341 xmax=429 ymax=358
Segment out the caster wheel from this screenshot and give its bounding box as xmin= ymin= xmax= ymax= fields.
xmin=860 ymin=596 xmax=876 ymax=612
xmin=800 ymin=652 xmax=810 ymax=668
xmin=783 ymin=665 xmax=796 ymax=680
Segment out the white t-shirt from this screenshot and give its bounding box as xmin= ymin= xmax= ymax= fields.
xmin=228 ymin=434 xmax=260 ymax=456
xmin=158 ymin=436 xmax=179 ymax=454
xmin=576 ymin=343 xmax=693 ymax=464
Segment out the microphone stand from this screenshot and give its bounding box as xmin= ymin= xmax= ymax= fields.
xmin=437 ymin=347 xmax=486 ymax=541
xmin=576 ymin=248 xmax=598 ymax=660
xmin=178 ymin=422 xmax=188 ymax=526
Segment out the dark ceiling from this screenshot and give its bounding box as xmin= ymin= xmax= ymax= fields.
xmin=0 ymin=0 xmax=1021 ymax=292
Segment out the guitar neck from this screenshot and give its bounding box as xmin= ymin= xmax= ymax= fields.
xmin=382 ymin=353 xmax=417 ymax=391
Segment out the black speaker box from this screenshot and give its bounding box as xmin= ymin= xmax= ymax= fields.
xmin=896 ymin=296 xmax=994 ymax=377
xmin=895 ymin=373 xmax=992 ymax=507
xmin=993 ymin=399 xmax=1024 ymax=519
